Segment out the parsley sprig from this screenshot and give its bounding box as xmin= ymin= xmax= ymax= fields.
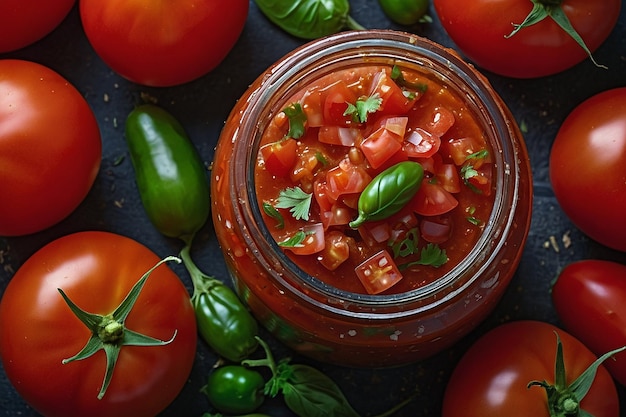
xmin=389 ymin=227 xmax=448 ymax=270
xmin=344 ymin=93 xmax=382 ymax=123
xmin=275 ymin=186 xmax=312 ymax=221
xmin=282 ymin=102 xmax=306 ymax=139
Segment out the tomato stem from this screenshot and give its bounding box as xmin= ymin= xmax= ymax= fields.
xmin=58 ymin=256 xmax=179 ymax=399
xmin=506 ymin=0 xmax=606 ymax=69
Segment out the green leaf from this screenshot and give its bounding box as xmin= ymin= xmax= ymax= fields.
xmin=263 ymin=201 xmax=285 ymax=229
xmin=398 ymin=243 xmax=448 ymax=270
xmin=276 ymin=186 xmax=313 ymax=221
xmin=344 ymin=93 xmax=382 ymax=123
xmin=389 ymin=227 xmax=419 ymax=258
xmin=390 ymin=65 xmax=428 ymax=92
xmin=278 ymin=230 xmax=307 ymax=248
xmin=283 ymin=102 xmax=307 ymax=139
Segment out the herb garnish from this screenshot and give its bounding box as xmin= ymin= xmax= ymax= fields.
xmin=275 ymin=186 xmax=312 ymax=221
xmin=282 ymin=103 xmax=307 ymax=139
xmin=278 ymin=230 xmax=307 ymax=248
xmin=344 ymin=93 xmax=382 ymax=123
xmin=263 ymin=201 xmax=285 ymax=229
xmin=391 ymin=65 xmax=428 ymax=92
xmin=461 ymin=149 xmax=489 ymax=193
xmin=398 ymin=243 xmax=448 ymax=270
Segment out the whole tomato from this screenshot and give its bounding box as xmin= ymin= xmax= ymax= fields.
xmin=0 ymin=59 xmax=101 ymax=236
xmin=553 ymin=260 xmax=626 ymax=387
xmin=443 ymin=320 xmax=619 ymax=417
xmin=0 ymin=231 xmax=197 ymax=417
xmin=549 ymin=87 xmax=626 ymax=252
xmin=433 ymin=0 xmax=620 ymax=78
xmin=79 ymin=0 xmax=249 ymax=86
xmin=0 ymin=0 xmax=76 ymax=53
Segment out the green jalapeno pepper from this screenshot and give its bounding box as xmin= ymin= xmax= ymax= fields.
xmin=125 ymin=104 xmax=210 ymax=244
xmin=378 ymin=0 xmax=430 ymax=26
xmin=202 ymin=365 xmax=265 ymax=414
xmin=253 ymin=0 xmax=365 ymax=40
xmin=349 ymin=161 xmax=424 ymax=228
xmin=125 ymin=104 xmax=258 ymax=362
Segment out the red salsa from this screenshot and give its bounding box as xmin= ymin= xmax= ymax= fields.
xmin=255 ymin=65 xmax=495 ymax=295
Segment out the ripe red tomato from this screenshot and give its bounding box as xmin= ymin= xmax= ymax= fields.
xmin=433 ymin=0 xmax=621 ymax=78
xmin=0 ymin=59 xmax=101 ymax=236
xmin=549 ymin=88 xmax=626 ymax=252
xmin=79 ymin=0 xmax=249 ymax=86
xmin=0 ymin=231 xmax=197 ymax=417
xmin=443 ymin=320 xmax=619 ymax=417
xmin=553 ymin=260 xmax=626 ymax=387
xmin=0 ymin=0 xmax=76 ymax=53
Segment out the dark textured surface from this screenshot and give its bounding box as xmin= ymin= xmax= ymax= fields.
xmin=1 ymin=2 xmax=626 ymax=416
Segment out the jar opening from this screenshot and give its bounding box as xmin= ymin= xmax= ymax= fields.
xmin=235 ymin=31 xmax=523 ymax=312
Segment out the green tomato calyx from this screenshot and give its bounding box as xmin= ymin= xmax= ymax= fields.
xmin=506 ymin=0 xmax=606 ymax=69
xmin=58 ymin=256 xmax=180 ymax=400
xmin=527 ymin=332 xmax=626 ymax=417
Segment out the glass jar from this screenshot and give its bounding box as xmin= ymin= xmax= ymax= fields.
xmin=211 ymin=30 xmax=532 ymax=367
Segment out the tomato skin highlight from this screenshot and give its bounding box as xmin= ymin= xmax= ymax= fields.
xmin=552 ymin=260 xmax=626 ymax=387
xmin=433 ymin=0 xmax=621 ymax=78
xmin=79 ymin=0 xmax=249 ymax=86
xmin=0 ymin=231 xmax=197 ymax=417
xmin=0 ymin=59 xmax=102 ymax=236
xmin=443 ymin=320 xmax=619 ymax=417
xmin=0 ymin=0 xmax=75 ymax=53
xmin=549 ymin=87 xmax=626 ymax=252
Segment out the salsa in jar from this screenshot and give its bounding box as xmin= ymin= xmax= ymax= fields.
xmin=255 ymin=64 xmax=495 ymax=295
xmin=211 ymin=30 xmax=532 ymax=367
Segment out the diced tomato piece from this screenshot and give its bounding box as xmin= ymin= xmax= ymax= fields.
xmin=326 ymin=158 xmax=371 ymax=201
xmin=369 ymin=70 xmax=415 ymax=115
xmin=320 ymin=202 xmax=354 ymax=229
xmin=290 ymin=147 xmax=323 ymax=187
xmin=282 ymin=223 xmax=325 ymax=255
xmin=360 ymin=127 xmax=403 ymax=169
xmin=313 ymin=179 xmax=334 ymax=212
xmin=426 ymin=107 xmax=455 ymax=137
xmin=404 ymin=128 xmax=441 ymax=158
xmin=318 ymin=126 xmax=362 ymax=147
xmin=420 ymin=216 xmax=452 ymax=244
xmin=300 ymin=88 xmax=324 ymax=127
xmin=410 ymin=181 xmax=459 ymax=216
xmin=260 ymin=138 xmax=298 ymax=177
xmin=463 ymin=162 xmax=493 ymax=196
xmin=322 ymin=80 xmax=357 ymax=126
xmin=355 ymin=250 xmax=403 ymax=294
xmin=318 ymin=231 xmax=353 ymax=271
xmin=445 ymin=136 xmax=492 ymax=166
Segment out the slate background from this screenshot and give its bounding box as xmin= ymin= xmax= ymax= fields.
xmin=1 ymin=1 xmax=626 ymax=416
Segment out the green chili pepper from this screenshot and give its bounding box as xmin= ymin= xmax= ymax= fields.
xmin=201 ymin=365 xmax=265 ymax=414
xmin=349 ymin=161 xmax=424 ymax=229
xmin=125 ymin=104 xmax=210 ymax=244
xmin=253 ymin=0 xmax=365 ymax=40
xmin=181 ymin=245 xmax=259 ymax=362
xmin=126 ymin=104 xmax=258 ymax=362
xmin=378 ymin=0 xmax=430 ymax=26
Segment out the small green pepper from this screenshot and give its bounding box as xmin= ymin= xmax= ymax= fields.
xmin=349 ymin=161 xmax=424 ymax=228
xmin=254 ymin=0 xmax=365 ymax=40
xmin=378 ymin=0 xmax=430 ymax=26
xmin=202 ymin=365 xmax=265 ymax=414
xmin=126 ymin=104 xmax=258 ymax=362
xmin=125 ymin=104 xmax=210 ymax=244
xmin=182 ymin=245 xmax=259 ymax=362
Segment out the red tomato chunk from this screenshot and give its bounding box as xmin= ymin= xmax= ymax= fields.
xmin=255 ymin=65 xmax=494 ymax=294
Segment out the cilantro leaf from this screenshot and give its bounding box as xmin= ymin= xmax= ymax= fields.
xmin=278 ymin=230 xmax=307 ymax=248
xmin=344 ymin=93 xmax=382 ymax=123
xmin=263 ymin=201 xmax=285 ymax=229
xmin=275 ymin=186 xmax=312 ymax=221
xmin=398 ymin=243 xmax=448 ymax=270
xmin=391 ymin=65 xmax=428 ymax=92
xmin=282 ymin=103 xmax=306 ymax=139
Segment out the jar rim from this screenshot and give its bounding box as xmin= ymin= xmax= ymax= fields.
xmin=231 ymin=30 xmax=528 ymax=316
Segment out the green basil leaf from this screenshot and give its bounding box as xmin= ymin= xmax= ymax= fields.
xmin=349 ymin=161 xmax=424 ymax=228
xmin=282 ymin=364 xmax=360 ymax=417
xmin=253 ymin=0 xmax=364 ymax=39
